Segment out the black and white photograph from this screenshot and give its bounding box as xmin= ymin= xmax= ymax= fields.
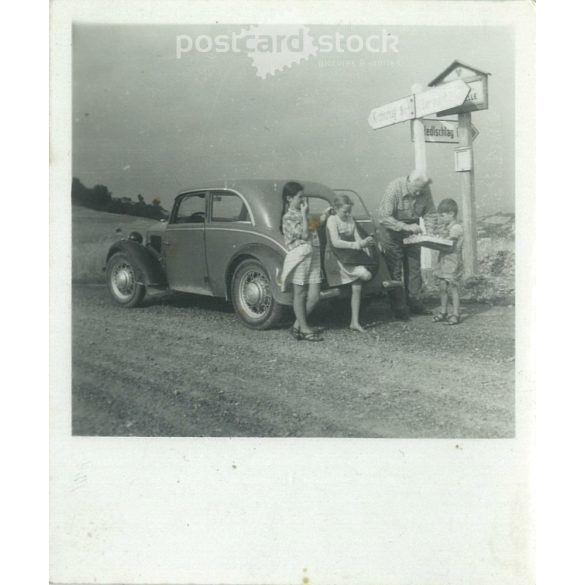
xmin=71 ymin=22 xmax=516 ymax=439
xmin=50 ymin=1 xmax=535 ymax=584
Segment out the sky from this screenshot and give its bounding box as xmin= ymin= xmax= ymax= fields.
xmin=72 ymin=24 xmax=515 ymax=216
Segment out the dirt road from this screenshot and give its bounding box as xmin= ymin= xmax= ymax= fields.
xmin=72 ymin=286 xmax=515 ymax=438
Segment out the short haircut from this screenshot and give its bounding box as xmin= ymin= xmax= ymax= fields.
xmin=437 ymin=198 xmax=458 ymax=216
xmin=333 ymin=193 xmax=353 ymax=209
xmin=409 ymin=168 xmax=431 ymax=185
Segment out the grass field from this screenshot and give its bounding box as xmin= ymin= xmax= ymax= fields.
xmin=72 ymin=206 xmax=156 ymax=283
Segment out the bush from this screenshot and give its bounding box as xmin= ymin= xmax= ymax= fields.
xmin=72 ymin=178 xmax=169 ymax=219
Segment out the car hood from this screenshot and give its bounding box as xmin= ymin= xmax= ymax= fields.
xmin=146 ymin=221 xmax=168 ymax=237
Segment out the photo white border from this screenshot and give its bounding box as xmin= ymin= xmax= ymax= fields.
xmin=49 ymin=2 xmax=536 ymax=584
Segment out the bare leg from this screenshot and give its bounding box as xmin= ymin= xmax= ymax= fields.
xmin=350 ymin=282 xmax=366 ymax=332
xmin=450 ymin=283 xmax=460 ymax=316
xmin=293 ymin=284 xmax=311 ymax=333
xmin=306 ymin=282 xmax=321 ymax=319
xmin=439 ymin=280 xmax=448 ymax=314
xmin=293 ymin=283 xmax=320 ymax=331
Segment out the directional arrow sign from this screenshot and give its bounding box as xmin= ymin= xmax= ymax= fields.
xmin=436 ymin=77 xmax=489 ymax=116
xmin=471 ymin=123 xmax=479 ymax=142
xmin=414 ymin=79 xmax=470 ymax=119
xmin=368 ymin=95 xmax=416 ymax=130
xmin=411 ymin=119 xmax=460 ymax=143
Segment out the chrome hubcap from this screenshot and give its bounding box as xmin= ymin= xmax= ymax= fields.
xmin=243 ymin=281 xmax=262 ymax=305
xmin=239 ymin=269 xmax=272 ymax=319
xmin=115 ymin=269 xmax=131 ymax=291
xmin=111 ymin=262 xmax=136 ymax=299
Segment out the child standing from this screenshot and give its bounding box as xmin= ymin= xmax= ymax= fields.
xmin=432 ymin=198 xmax=464 ymax=325
xmin=279 ymin=181 xmax=323 ymax=342
xmin=326 ymin=194 xmax=375 ymax=332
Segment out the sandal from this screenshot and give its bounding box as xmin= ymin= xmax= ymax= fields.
xmin=291 ymin=326 xmax=302 ymax=340
xmin=299 ymin=331 xmax=323 ymax=342
xmin=445 ymin=314 xmax=461 ymax=326
xmin=433 ymin=312 xmax=448 ymax=322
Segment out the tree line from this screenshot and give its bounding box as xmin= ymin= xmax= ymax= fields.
xmin=72 ymin=177 xmax=169 ymax=220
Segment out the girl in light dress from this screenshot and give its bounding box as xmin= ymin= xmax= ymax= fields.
xmin=325 ymin=194 xmax=375 ymax=332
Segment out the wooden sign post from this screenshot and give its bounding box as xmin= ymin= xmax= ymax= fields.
xmin=428 ymin=60 xmax=490 ymax=278
xmin=411 ymin=84 xmax=432 ymax=274
xmin=456 ymin=111 xmax=478 ymax=276
xmin=367 ymin=61 xmax=489 ymax=279
xmin=411 ymin=84 xmax=428 ymax=173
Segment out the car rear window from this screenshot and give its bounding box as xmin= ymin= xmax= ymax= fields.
xmin=211 ymin=192 xmax=251 ymax=222
xmin=305 ymin=195 xmax=331 ymax=216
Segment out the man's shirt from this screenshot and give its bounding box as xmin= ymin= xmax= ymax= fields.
xmin=377 ymin=176 xmax=436 ymax=232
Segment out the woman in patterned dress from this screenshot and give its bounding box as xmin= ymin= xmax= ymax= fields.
xmin=279 ymin=181 xmax=323 ymax=341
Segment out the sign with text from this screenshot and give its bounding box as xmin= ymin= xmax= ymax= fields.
xmin=411 ymin=118 xmax=460 ymax=143
xmin=437 ymin=76 xmax=488 ymax=116
xmin=414 ymin=79 xmax=470 ymax=119
xmin=368 ymin=95 xmax=416 ymax=129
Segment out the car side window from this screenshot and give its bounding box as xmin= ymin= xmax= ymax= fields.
xmin=173 ymin=193 xmax=207 ymax=224
xmin=210 ymin=192 xmax=251 ymax=223
xmin=306 ymin=196 xmax=331 ymax=217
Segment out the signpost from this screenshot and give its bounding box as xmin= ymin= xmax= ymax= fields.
xmin=429 ymin=61 xmax=489 ymax=115
xmin=368 ymin=79 xmax=470 ymax=130
xmin=455 ymin=112 xmax=478 ymax=275
xmin=427 ymin=61 xmax=490 ymax=276
xmin=411 ymin=119 xmax=460 ymax=144
xmin=367 ymin=60 xmax=490 ymax=278
xmin=413 ymin=79 xmax=470 ymax=119
xmin=368 ymin=95 xmax=415 ymax=130
xmin=471 ymin=123 xmax=479 ymax=142
xmin=454 ymin=146 xmax=473 ymax=172
xmin=411 ymin=84 xmax=427 ymax=173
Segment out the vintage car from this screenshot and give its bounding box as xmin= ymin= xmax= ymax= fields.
xmin=105 ymin=179 xmax=393 ymax=329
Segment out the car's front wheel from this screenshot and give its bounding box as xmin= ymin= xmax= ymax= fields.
xmin=106 ymin=252 xmax=146 ymax=308
xmin=231 ymin=258 xmax=285 ymax=329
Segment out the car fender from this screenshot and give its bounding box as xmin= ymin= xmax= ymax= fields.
xmin=225 ymin=243 xmax=293 ymax=306
xmin=106 ymin=240 xmax=167 ymax=287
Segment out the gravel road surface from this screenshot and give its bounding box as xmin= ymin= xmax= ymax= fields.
xmin=72 ymin=286 xmax=515 ymax=438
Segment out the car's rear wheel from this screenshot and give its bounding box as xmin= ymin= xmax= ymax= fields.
xmin=106 ymin=252 xmax=146 ymax=308
xmin=231 ymin=258 xmax=285 ymax=330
